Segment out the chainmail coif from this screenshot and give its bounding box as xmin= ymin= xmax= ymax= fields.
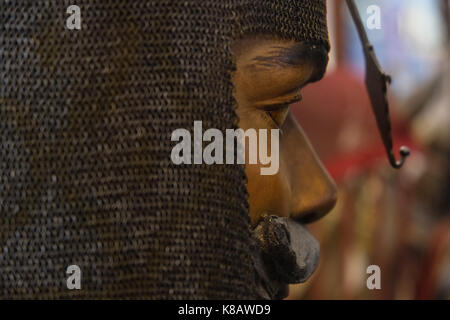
xmin=0 ymin=0 xmax=329 ymax=299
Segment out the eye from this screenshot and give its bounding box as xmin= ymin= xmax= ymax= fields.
xmin=261 ymin=93 xmax=302 ymax=128
xmin=264 ymin=105 xmax=290 ymax=129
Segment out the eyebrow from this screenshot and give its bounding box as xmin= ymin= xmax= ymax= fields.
xmin=251 ymin=43 xmax=329 ymax=82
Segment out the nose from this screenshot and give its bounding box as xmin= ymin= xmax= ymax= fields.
xmin=283 ymin=114 xmax=338 ymax=223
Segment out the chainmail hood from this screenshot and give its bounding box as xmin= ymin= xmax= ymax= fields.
xmin=0 ymin=0 xmax=328 ymax=299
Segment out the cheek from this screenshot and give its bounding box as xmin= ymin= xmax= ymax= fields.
xmin=245 ymin=161 xmax=291 ymax=224
xmin=237 ymin=110 xmax=291 ymax=224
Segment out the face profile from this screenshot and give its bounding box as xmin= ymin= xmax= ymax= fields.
xmin=232 ymin=36 xmax=338 ymax=225
xmin=232 ymin=36 xmax=338 ymax=298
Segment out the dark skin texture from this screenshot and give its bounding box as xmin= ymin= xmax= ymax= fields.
xmin=232 ymin=36 xmax=338 ymax=225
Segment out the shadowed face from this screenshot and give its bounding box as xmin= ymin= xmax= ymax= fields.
xmin=233 ymin=36 xmax=337 ymax=225
xmin=232 ymin=36 xmax=338 ymax=298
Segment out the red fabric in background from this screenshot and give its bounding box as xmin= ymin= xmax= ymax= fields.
xmin=291 ymin=66 xmax=419 ymax=181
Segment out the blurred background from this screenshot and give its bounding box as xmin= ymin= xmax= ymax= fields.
xmin=288 ymin=0 xmax=450 ymax=299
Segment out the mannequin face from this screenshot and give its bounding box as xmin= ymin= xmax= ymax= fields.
xmin=232 ymin=36 xmax=337 ymax=226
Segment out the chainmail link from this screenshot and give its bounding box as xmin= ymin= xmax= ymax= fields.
xmin=0 ymin=0 xmax=328 ymax=299
xmin=237 ymin=0 xmax=329 ymax=50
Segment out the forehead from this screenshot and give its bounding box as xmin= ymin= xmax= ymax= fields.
xmin=232 ymin=37 xmax=329 ymax=104
xmin=233 ymin=37 xmax=329 ymax=83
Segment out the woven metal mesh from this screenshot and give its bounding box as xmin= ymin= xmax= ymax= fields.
xmin=0 ymin=0 xmax=328 ymax=299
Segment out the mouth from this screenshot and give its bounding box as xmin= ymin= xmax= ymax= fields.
xmin=250 ymin=215 xmax=320 ymax=300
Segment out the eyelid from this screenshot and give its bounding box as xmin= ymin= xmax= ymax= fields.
xmin=260 ymin=94 xmax=302 ymax=111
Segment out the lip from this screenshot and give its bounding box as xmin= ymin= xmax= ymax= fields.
xmin=282 ymin=218 xmax=320 ymax=282
xmin=251 ymin=215 xmax=320 ymax=299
